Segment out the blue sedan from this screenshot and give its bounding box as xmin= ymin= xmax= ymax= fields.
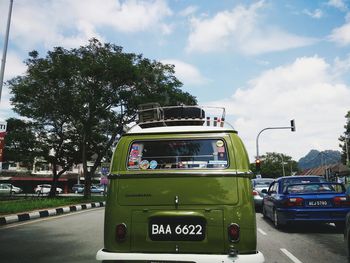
xmin=262 ymin=176 xmax=349 ymax=229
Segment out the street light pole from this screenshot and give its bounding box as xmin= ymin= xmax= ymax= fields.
xmin=256 ymin=120 xmax=296 ymax=160
xmin=0 ymin=0 xmax=14 ymax=102
xmin=255 ymin=120 xmax=296 ymax=174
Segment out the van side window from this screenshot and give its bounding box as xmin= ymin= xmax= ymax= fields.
xmin=127 ymin=139 xmax=228 ymax=170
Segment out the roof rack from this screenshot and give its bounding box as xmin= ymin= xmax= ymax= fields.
xmin=136 ymin=103 xmax=228 ymax=129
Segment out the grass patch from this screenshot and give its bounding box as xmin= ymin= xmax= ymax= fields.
xmin=0 ymin=196 xmax=106 ymax=215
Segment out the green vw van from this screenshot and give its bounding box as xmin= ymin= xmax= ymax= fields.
xmin=96 ymin=105 xmax=264 ymax=263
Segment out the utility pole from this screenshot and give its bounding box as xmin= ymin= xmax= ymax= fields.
xmin=346 ymin=135 xmax=349 ymax=167
xmin=280 ymin=154 xmax=285 ymax=177
xmin=0 ymin=0 xmax=14 ymax=102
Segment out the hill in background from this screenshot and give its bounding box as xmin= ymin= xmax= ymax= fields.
xmin=298 ymin=150 xmax=341 ymax=170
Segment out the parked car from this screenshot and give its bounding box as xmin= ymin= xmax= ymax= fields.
xmin=2 ymin=183 xmax=23 ymax=194
xmin=34 ymin=184 xmax=63 ymax=195
xmin=252 ymin=178 xmax=274 ymax=209
xmin=90 ymin=185 xmax=104 ymax=194
xmin=262 ymin=176 xmax=350 ymax=229
xmin=0 ymin=184 xmax=11 ymax=196
xmin=72 ymin=184 xmax=84 ymax=193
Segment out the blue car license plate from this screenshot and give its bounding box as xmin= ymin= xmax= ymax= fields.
xmin=308 ymin=200 xmax=328 ymax=206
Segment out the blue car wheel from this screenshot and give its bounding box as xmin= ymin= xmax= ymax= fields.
xmin=273 ymin=209 xmax=284 ymax=229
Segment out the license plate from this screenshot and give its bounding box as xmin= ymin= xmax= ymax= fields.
xmin=149 ymin=216 xmax=206 ymax=241
xmin=308 ymin=200 xmax=328 ymax=206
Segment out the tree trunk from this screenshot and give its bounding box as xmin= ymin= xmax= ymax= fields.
xmin=49 ymin=161 xmax=58 ymax=198
xmin=82 ymin=135 xmax=91 ymax=199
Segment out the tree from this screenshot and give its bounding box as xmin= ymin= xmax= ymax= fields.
xmin=339 ymin=111 xmax=350 ymax=167
xmin=250 ymin=152 xmax=299 ymax=178
xmin=3 ymin=118 xmax=38 ymax=170
xmin=9 ymin=39 xmax=197 ymax=197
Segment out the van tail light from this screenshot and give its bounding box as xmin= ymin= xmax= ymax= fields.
xmin=252 ymin=190 xmax=259 ymax=196
xmin=228 ymin=223 xmax=240 ymax=242
xmin=115 ymin=223 xmax=127 ymax=242
xmin=286 ymin=197 xmax=304 ymax=207
xmin=333 ymin=196 xmax=350 ymax=207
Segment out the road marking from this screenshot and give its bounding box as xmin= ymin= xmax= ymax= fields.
xmin=0 ymin=207 xmax=104 ymax=230
xmin=257 ymin=228 xmax=267 ymax=235
xmin=280 ymin=248 xmax=303 ymax=263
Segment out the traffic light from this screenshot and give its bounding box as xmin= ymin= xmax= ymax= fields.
xmin=255 ymin=159 xmax=261 ymax=171
xmin=290 ymin=119 xmax=296 ymax=132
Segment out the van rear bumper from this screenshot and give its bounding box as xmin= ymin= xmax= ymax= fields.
xmin=96 ymin=249 xmax=265 ymax=263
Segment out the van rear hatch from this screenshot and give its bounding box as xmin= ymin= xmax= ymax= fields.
xmin=118 ymin=176 xmax=239 ymax=206
xmin=118 ymin=176 xmax=239 ymax=253
xmin=131 ymin=209 xmax=224 ymax=253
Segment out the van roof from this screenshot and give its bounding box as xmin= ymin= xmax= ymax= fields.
xmin=126 ymin=125 xmax=237 ymax=134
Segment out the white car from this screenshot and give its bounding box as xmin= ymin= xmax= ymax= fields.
xmin=34 ymin=184 xmax=63 ymax=194
xmin=0 ymin=184 xmax=11 ymax=195
xmin=3 ymin=183 xmax=23 ymax=194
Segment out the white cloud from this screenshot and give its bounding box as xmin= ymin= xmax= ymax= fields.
xmin=5 ymin=0 xmax=172 ymax=50
xmin=161 ymin=59 xmax=208 ymax=85
xmin=206 ymin=56 xmax=350 ymax=161
xmin=3 ymin=52 xmax=26 ymax=80
xmin=240 ymin=28 xmax=317 ymax=55
xmin=327 ymin=0 xmax=348 ymax=11
xmin=179 ymin=6 xmax=198 ymax=17
xmin=329 ymin=21 xmax=350 ymax=45
xmin=303 ymin=9 xmax=324 ymax=19
xmin=333 ymin=54 xmax=350 ymax=77
xmin=186 ymin=1 xmax=317 ymax=55
xmin=0 ymin=51 xmax=26 ymax=120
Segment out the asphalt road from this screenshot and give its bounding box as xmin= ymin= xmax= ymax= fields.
xmin=257 ymin=212 xmax=348 ymax=263
xmin=0 ymin=208 xmax=104 ymax=263
xmin=0 ymin=208 xmax=348 ymax=263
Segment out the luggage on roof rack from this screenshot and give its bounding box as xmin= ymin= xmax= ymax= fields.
xmin=137 ymin=104 xmax=205 ymax=128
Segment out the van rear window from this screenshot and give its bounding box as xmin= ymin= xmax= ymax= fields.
xmin=127 ymin=139 xmax=228 ymax=170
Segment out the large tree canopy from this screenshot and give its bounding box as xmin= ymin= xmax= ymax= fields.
xmin=339 ymin=111 xmax=350 ymax=167
xmin=3 ymin=118 xmax=38 ymax=170
xmin=250 ymin=152 xmax=299 ymax=178
xmin=9 ymin=38 xmax=197 ymax=197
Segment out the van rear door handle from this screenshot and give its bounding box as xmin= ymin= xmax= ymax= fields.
xmin=174 ymin=195 xmax=179 ymax=208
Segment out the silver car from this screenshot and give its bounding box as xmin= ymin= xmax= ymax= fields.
xmin=2 ymin=183 xmax=22 ymax=194
xmin=252 ymin=178 xmax=274 ymax=209
xmin=0 ymin=184 xmax=11 ymax=195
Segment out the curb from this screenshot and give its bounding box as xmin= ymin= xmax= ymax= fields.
xmin=0 ymin=201 xmax=106 ymax=226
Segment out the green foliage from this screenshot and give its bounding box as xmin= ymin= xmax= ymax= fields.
xmin=339 ymin=111 xmax=350 ymax=166
xmin=250 ymin=152 xmax=299 ymax=178
xmin=8 ymin=38 xmax=197 ymax=197
xmin=3 ymin=118 xmax=38 ymax=169
xmin=0 ymin=196 xmax=105 ymax=215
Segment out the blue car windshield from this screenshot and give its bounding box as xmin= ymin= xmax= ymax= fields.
xmin=286 ymin=183 xmax=344 ymax=194
xmin=282 ymin=177 xmax=326 ymax=192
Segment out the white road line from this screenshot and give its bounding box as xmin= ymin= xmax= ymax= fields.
xmin=0 ymin=207 xmax=104 ymax=230
xmin=257 ymin=228 xmax=267 ymax=235
xmin=280 ymin=248 xmax=303 ymax=263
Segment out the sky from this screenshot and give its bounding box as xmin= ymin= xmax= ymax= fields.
xmin=0 ymin=0 xmax=349 ymax=163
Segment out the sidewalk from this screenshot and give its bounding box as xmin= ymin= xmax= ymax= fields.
xmin=0 ymin=201 xmax=106 ymax=226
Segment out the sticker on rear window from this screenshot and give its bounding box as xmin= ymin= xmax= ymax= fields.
xmin=209 ymin=160 xmax=227 ymax=165
xmin=216 ymin=140 xmax=224 ymax=147
xmin=140 ymin=160 xmax=150 ymax=170
xmin=149 ymin=160 xmax=158 ymax=169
